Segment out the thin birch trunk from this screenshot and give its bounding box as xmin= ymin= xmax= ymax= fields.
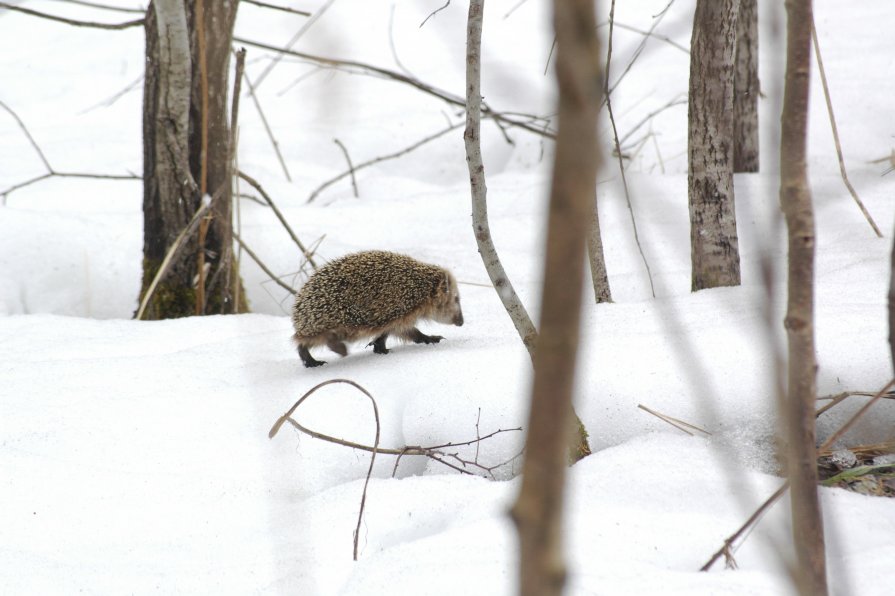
xmin=464 ymin=0 xmax=537 ymax=355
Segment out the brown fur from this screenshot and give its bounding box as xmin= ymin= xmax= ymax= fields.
xmin=291 ymin=250 xmax=463 ymax=367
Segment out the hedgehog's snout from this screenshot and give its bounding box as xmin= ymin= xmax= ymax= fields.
xmin=453 ymin=310 xmax=464 ymax=327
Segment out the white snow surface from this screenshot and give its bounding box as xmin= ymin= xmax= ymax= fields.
xmin=2 ymin=1 xmax=894 ymax=594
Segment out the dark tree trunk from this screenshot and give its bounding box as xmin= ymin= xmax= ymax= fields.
xmin=139 ymin=0 xmax=242 ymax=319
xmin=733 ymin=0 xmax=759 ymax=172
xmin=587 ymin=195 xmax=612 ymax=303
xmin=780 ymin=0 xmax=828 ymax=594
xmin=687 ymin=0 xmax=742 ymax=291
xmin=511 ymin=0 xmax=601 ymax=593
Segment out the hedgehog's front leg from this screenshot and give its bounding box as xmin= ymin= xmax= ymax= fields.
xmin=297 ymin=344 xmax=326 ymax=368
xmin=404 ymin=327 xmax=444 ymax=345
xmin=369 ymin=333 xmax=390 ymax=354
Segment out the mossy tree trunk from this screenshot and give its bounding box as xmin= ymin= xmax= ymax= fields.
xmin=140 ymin=0 xmax=244 ymax=319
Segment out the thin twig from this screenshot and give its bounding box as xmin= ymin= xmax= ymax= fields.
xmin=230 ymin=48 xmax=247 ymax=313
xmin=388 ymin=3 xmax=415 ymax=78
xmin=606 ymin=0 xmax=656 ymax=297
xmin=233 ymin=36 xmax=556 ymax=140
xmin=1 ymin=171 xmax=139 ymax=202
xmin=817 ymin=379 xmax=895 ymax=452
xmin=607 ymin=0 xmax=677 ymax=97
xmin=251 ymin=0 xmax=338 ymax=90
xmin=195 ymin=0 xmax=210 ymax=314
xmin=0 ymin=2 xmax=144 ymax=29
xmin=0 ymin=99 xmax=53 ymax=171
xmin=618 ymin=96 xmax=687 ymax=146
xmin=599 ymin=20 xmax=689 ymax=54
xmin=308 ymin=121 xmax=464 ymax=203
xmin=136 ymin=198 xmax=214 ymax=320
xmin=700 ymin=379 xmax=895 ymax=572
xmin=237 ymin=170 xmax=318 ymax=269
xmin=637 ymin=404 xmax=711 ymax=436
xmin=242 ymin=0 xmax=311 ymax=17
xmin=78 ymin=75 xmax=145 ymax=113
xmin=333 ymin=139 xmax=359 ymax=198
xmin=59 ymin=0 xmax=145 ymax=13
xmin=232 ymin=232 xmax=296 ymax=294
xmin=503 ymin=0 xmax=530 ymax=20
xmin=269 ymin=381 xmax=522 ymax=480
xmin=242 ymin=71 xmax=293 ymax=181
xmin=419 ymin=0 xmax=450 ymax=28
xmin=700 ymin=483 xmax=789 ymax=571
xmin=810 ymin=20 xmax=882 ymax=238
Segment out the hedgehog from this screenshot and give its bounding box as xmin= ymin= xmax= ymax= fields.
xmin=291 ymin=250 xmax=464 ymax=367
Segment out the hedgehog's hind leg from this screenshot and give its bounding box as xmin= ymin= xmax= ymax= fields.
xmin=403 ymin=327 xmax=444 ymax=345
xmin=325 ymin=333 xmax=348 ymax=357
xmin=368 ymin=333 xmax=390 ymax=354
xmin=298 ymin=344 xmax=326 ymax=368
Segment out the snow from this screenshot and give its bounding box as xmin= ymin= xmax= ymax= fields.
xmin=1 ymin=0 xmax=894 ymax=594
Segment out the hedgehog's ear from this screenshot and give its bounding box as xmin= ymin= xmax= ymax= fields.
xmin=442 ymin=271 xmax=453 ymax=292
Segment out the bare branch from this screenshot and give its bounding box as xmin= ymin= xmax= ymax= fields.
xmin=636 ymin=404 xmax=711 ymax=436
xmin=0 ymin=99 xmax=53 ymax=171
xmin=57 ymin=0 xmax=145 ymax=14
xmin=232 ymin=36 xmax=556 ymax=140
xmin=237 ymin=170 xmax=318 ymax=269
xmin=251 ymin=0 xmax=338 ymax=90
xmin=332 ymin=139 xmax=359 ymax=198
xmin=242 ymin=71 xmax=293 ymax=181
xmin=810 ymin=20 xmax=882 ymax=238
xmin=136 ymin=198 xmax=214 ymax=320
xmin=242 ymin=0 xmax=311 ymax=17
xmin=700 ymin=482 xmax=789 ymax=572
xmin=232 ymin=232 xmax=296 ymax=295
xmin=599 ymin=20 xmax=689 ymax=54
xmin=419 ymin=0 xmax=450 ymax=28
xmin=606 ymin=0 xmax=656 ymax=297
xmin=308 ymin=121 xmax=464 ymax=203
xmin=0 ymin=2 xmax=144 ymax=29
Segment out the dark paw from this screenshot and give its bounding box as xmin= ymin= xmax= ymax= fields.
xmin=420 ymin=334 xmax=443 ymax=344
xmin=303 ymin=359 xmax=326 ymax=368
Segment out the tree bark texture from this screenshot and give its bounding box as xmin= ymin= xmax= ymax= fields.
xmin=889 ymin=225 xmax=895 ymax=374
xmin=587 ymin=195 xmax=612 ymax=303
xmin=140 ymin=0 xmax=240 ymax=319
xmin=780 ymin=0 xmax=828 ymax=594
xmin=688 ymin=0 xmax=742 ymax=291
xmin=511 ymin=0 xmax=601 ymax=594
xmin=464 ymin=0 xmax=538 ymax=355
xmin=733 ymin=0 xmax=759 ymax=172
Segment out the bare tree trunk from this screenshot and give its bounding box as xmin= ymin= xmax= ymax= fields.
xmin=587 ymin=195 xmax=612 ymax=303
xmin=734 ymin=0 xmax=759 ymax=172
xmin=140 ymin=0 xmax=198 ymax=318
xmin=464 ymin=0 xmax=538 ymax=355
xmin=511 ymin=0 xmax=601 ymax=593
xmin=780 ymin=0 xmax=828 ymax=593
xmin=688 ymin=0 xmax=742 ymax=291
xmin=889 ymin=227 xmax=895 ymax=373
xmin=139 ymin=0 xmax=242 ymax=319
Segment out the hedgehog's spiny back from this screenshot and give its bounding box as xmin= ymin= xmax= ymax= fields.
xmin=292 ymin=251 xmax=445 ymax=339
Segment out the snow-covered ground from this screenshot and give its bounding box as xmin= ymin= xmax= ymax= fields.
xmin=1 ymin=1 xmax=893 ymax=594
